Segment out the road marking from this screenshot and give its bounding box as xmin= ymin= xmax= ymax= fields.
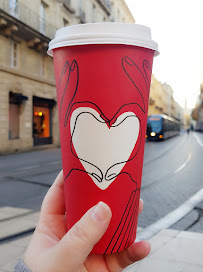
xmin=19 ymin=160 xmax=61 ymax=170
xmin=19 ymin=165 xmax=40 ymax=170
xmin=142 ymin=152 xmax=192 ymax=190
xmin=174 ymin=152 xmax=191 ymax=174
xmin=144 ymin=133 xmax=188 ymax=166
xmin=193 ymin=132 xmax=203 ymax=148
xmin=49 ymin=160 xmax=62 ymax=165
xmin=136 ymin=188 xmax=203 ymax=241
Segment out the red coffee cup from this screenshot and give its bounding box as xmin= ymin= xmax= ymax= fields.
xmin=48 ymin=23 xmax=159 ymax=254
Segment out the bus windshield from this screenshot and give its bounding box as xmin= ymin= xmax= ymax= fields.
xmin=147 ymin=117 xmax=162 ymax=133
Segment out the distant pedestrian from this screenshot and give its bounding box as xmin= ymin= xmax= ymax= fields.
xmin=187 ymin=128 xmax=190 ymax=135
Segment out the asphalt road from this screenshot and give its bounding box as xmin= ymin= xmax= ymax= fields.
xmin=0 ymin=148 xmax=62 ymax=211
xmin=0 ymin=131 xmax=203 ymax=235
xmin=140 ymin=131 xmax=203 ymax=233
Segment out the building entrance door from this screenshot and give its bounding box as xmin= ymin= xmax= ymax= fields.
xmin=33 ymin=96 xmax=56 ymax=146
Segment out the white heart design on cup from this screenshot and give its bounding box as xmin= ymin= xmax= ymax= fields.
xmin=70 ymin=107 xmax=140 ymax=190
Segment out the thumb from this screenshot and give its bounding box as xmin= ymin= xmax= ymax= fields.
xmin=54 ymin=202 xmax=112 ymax=270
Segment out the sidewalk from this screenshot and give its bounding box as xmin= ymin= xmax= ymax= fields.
xmin=126 ymin=229 xmax=203 ymax=272
xmin=1 ymin=220 xmax=203 ymax=272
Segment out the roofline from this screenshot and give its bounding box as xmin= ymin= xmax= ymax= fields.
xmin=148 ymin=114 xmax=180 ymax=123
xmin=122 ymin=0 xmax=136 ymax=23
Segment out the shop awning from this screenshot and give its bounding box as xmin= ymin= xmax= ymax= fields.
xmin=9 ymin=92 xmax=28 ymax=104
xmin=33 ymin=96 xmax=56 ymax=108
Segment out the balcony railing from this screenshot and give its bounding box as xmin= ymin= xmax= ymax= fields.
xmin=62 ymin=0 xmax=75 ymax=14
xmin=79 ymin=8 xmax=86 ymax=24
xmin=0 ymin=0 xmax=57 ymax=39
xmin=95 ymin=0 xmax=111 ymax=15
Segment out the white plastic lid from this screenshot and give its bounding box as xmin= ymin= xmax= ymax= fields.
xmin=47 ymin=22 xmax=159 ymax=57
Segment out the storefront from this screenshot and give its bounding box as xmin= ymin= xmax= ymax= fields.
xmin=33 ymin=96 xmax=56 ymax=146
xmin=9 ymin=91 xmax=28 ymax=140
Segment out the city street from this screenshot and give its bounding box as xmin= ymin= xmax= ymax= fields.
xmin=0 ymin=132 xmax=203 ymax=234
xmin=1 ymin=0 xmax=203 ymax=271
xmin=140 ymin=131 xmax=203 ymax=235
xmin=0 ymin=131 xmax=203 ymax=271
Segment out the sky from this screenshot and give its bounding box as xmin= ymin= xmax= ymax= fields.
xmin=125 ymin=0 xmax=203 ymax=109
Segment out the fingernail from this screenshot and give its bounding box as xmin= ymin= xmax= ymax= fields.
xmin=140 ymin=198 xmax=144 ymax=205
xmin=91 ymin=201 xmax=111 ymax=222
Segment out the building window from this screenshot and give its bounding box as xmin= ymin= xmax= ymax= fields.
xmin=9 ymin=0 xmax=19 ymax=17
xmin=33 ymin=106 xmax=50 ymax=139
xmin=63 ymin=18 xmax=69 ymax=27
xmin=10 ymin=40 xmax=18 ymax=68
xmin=9 ymin=93 xmax=20 ymax=140
xmin=40 ymin=1 xmax=47 ymax=34
xmin=33 ymin=96 xmax=56 ymax=146
xmin=92 ymin=4 xmax=96 ymax=23
xmin=40 ymin=56 xmax=46 ymax=77
xmin=117 ymin=8 xmax=120 ymax=21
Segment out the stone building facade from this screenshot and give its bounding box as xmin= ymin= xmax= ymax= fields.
xmin=148 ymin=75 xmax=166 ymax=116
xmin=0 ymin=0 xmax=135 ymax=154
xmin=193 ymin=84 xmax=203 ymax=131
xmin=148 ymin=77 xmax=184 ymax=126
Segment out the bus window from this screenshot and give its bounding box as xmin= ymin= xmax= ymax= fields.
xmin=147 ymin=117 xmax=162 ymax=133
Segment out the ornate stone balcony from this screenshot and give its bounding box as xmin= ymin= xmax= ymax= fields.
xmin=0 ymin=0 xmax=57 ymax=51
xmin=62 ymin=0 xmax=75 ymax=14
xmin=79 ymin=8 xmax=86 ymax=24
xmin=95 ymin=0 xmax=111 ymax=15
